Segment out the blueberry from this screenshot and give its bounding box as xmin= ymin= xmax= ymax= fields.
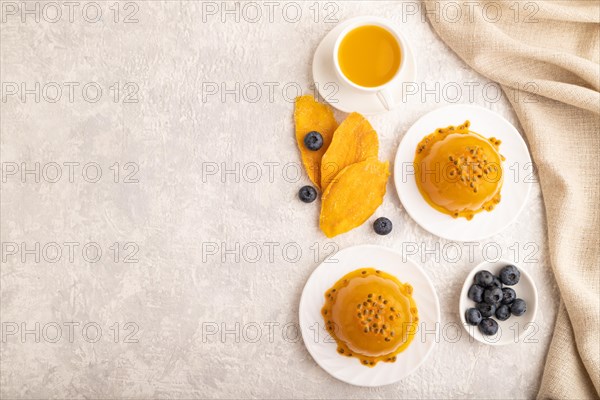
xmin=298 ymin=185 xmax=317 ymax=203
xmin=474 ymin=270 xmax=494 ymax=287
xmin=499 ymin=265 xmax=520 ymax=286
xmin=483 ymin=287 xmax=503 ymax=305
xmin=373 ymin=217 xmax=393 ymax=235
xmin=495 ymin=304 xmax=511 ymax=321
xmin=468 ymin=284 xmax=484 ymax=303
xmin=478 ymin=318 xmax=499 ymax=335
xmin=501 ymin=287 xmax=516 ymax=304
xmin=465 ymin=308 xmax=482 ymax=326
xmin=476 ymin=302 xmax=496 ymax=318
xmin=511 ymin=298 xmax=527 ymax=316
xmin=488 ymin=276 xmax=503 ymax=290
xmin=304 ymin=131 xmax=323 ymax=151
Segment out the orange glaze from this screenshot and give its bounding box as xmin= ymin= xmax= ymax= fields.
xmin=414 ymin=121 xmax=505 ymax=220
xmin=321 ymin=268 xmax=418 ymax=367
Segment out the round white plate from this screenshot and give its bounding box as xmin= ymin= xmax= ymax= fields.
xmin=459 ymin=260 xmax=538 ymax=346
xmin=312 ymin=17 xmax=417 ymax=116
xmin=299 ymin=245 xmax=440 ymax=387
xmin=394 ymin=104 xmax=533 ymax=241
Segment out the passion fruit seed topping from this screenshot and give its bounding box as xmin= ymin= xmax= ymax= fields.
xmin=352 ymin=294 xmax=400 ymax=342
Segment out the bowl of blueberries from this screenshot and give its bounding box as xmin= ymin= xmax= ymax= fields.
xmin=459 ymin=260 xmax=538 ymax=345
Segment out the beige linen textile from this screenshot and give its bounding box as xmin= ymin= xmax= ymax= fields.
xmin=422 ymin=1 xmax=600 ymax=398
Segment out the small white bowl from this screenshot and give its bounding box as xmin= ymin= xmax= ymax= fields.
xmin=459 ymin=259 xmax=538 ymax=345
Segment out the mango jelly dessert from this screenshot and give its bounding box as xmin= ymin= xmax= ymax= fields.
xmin=414 ymin=120 xmax=505 ymax=220
xmin=321 ymin=268 xmax=418 ymax=367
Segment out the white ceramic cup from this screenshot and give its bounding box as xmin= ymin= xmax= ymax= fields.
xmin=332 ymin=18 xmax=406 ymax=111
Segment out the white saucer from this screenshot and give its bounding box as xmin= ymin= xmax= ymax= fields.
xmin=459 ymin=260 xmax=538 ymax=346
xmin=299 ymin=245 xmax=440 ymax=387
xmin=312 ymin=17 xmax=417 ymax=116
xmin=394 ymin=104 xmax=533 ymax=242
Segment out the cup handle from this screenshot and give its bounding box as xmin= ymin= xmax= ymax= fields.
xmin=377 ymin=88 xmax=395 ymax=111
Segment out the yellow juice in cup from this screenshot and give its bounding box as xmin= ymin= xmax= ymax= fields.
xmin=337 ymin=25 xmax=402 ymax=88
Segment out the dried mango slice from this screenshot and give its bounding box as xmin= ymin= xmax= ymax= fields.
xmin=320 ymin=112 xmax=379 ymax=190
xmin=320 ymin=158 xmax=389 ymax=238
xmin=294 ymin=95 xmax=338 ymax=189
